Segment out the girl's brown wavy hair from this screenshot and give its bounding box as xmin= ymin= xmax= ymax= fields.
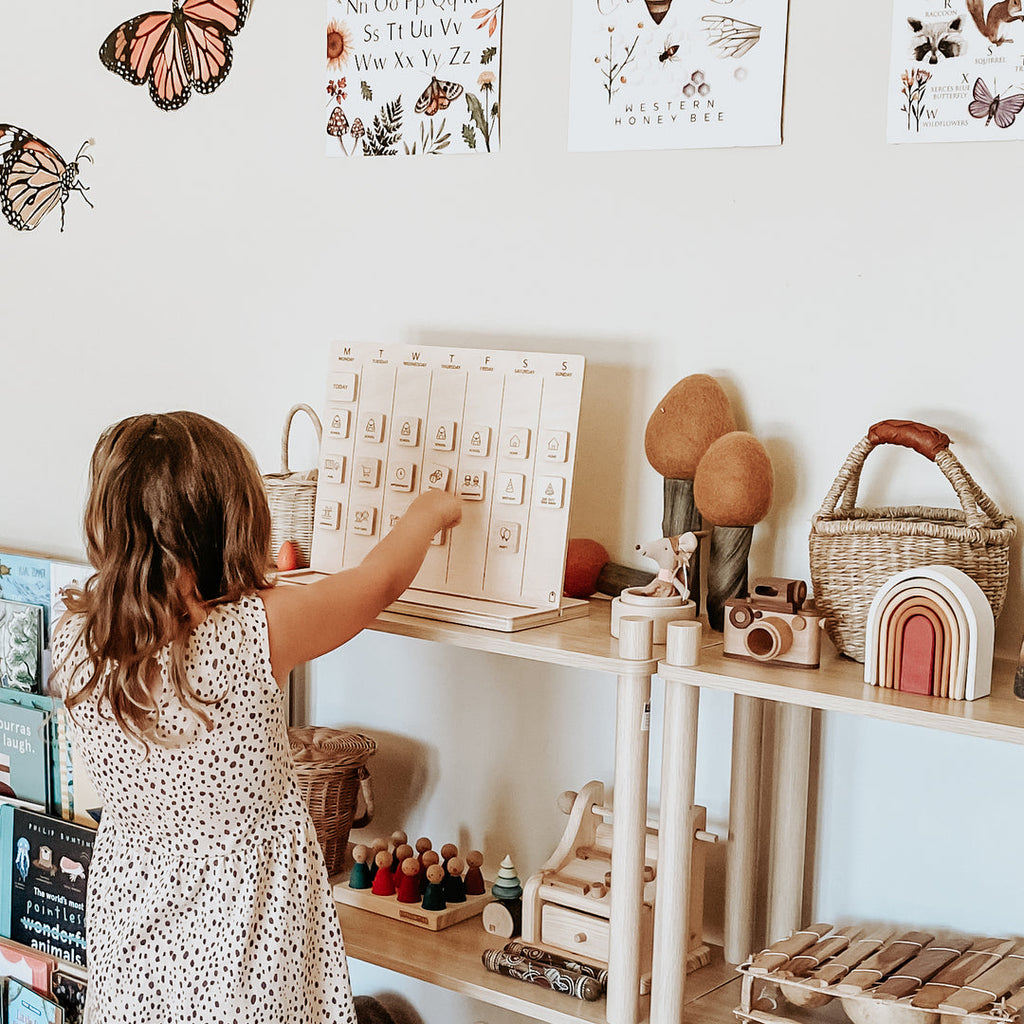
xmin=61 ymin=412 xmax=274 ymax=747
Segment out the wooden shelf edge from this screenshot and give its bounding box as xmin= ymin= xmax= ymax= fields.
xmin=658 ymin=643 xmax=1024 ymax=747
xmin=336 ymin=899 xmax=739 ymax=1024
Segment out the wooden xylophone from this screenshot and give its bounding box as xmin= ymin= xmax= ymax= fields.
xmin=736 ymin=921 xmax=1024 ymax=1023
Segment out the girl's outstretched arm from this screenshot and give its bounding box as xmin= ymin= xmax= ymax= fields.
xmin=260 ymin=489 xmax=462 ymax=686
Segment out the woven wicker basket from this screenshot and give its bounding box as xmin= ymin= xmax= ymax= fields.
xmin=264 ymin=404 xmax=322 ymax=570
xmin=288 ymin=727 xmax=376 ymax=876
xmin=809 ymin=419 xmax=1016 ymax=663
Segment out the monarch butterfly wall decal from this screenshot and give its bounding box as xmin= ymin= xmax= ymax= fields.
xmin=99 ymin=0 xmax=250 ymax=111
xmin=415 ymin=77 xmax=464 ymax=116
xmin=0 ymin=125 xmax=94 ymax=232
xmin=968 ymin=77 xmax=1024 ymax=128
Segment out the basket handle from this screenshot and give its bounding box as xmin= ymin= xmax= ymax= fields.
xmin=818 ymin=419 xmax=1009 ymax=531
xmin=351 ymin=765 xmax=374 ymax=830
xmin=280 ymin=403 xmax=323 ymax=474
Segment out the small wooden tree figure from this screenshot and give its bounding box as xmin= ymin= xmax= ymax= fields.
xmin=482 ymin=853 xmax=523 ymax=938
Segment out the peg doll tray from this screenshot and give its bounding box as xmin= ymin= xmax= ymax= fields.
xmin=332 ymin=870 xmax=493 ymax=931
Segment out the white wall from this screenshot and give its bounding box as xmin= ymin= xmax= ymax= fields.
xmin=3 ymin=0 xmax=1023 ymax=1020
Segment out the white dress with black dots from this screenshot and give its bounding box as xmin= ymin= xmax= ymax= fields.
xmin=52 ymin=597 xmax=357 ymax=1024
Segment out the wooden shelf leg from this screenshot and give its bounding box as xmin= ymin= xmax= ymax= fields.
xmin=724 ymin=694 xmax=765 ymax=965
xmin=607 ymin=666 xmax=653 ymax=1024
xmin=766 ymin=703 xmax=811 ymax=944
xmin=650 ymin=678 xmax=700 ymax=1024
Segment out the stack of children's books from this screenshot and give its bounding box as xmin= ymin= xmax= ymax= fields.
xmin=0 ymin=548 xmax=98 ymax=1022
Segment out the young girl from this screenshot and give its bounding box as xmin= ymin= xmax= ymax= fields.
xmin=51 ymin=411 xmax=462 ymax=1024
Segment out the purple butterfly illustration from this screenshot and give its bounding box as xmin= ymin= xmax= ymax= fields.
xmin=968 ymin=77 xmax=1024 ymax=128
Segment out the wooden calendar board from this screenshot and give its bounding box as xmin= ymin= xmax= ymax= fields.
xmin=303 ymin=343 xmax=588 ymax=631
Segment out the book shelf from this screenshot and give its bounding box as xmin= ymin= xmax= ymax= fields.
xmin=340 ymin=599 xmax=1023 ymax=1024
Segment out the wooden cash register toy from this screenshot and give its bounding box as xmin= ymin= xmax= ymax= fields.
xmin=521 ymin=780 xmax=713 ymax=993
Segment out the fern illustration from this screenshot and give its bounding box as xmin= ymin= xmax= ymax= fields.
xmin=363 ymin=96 xmax=403 ymax=155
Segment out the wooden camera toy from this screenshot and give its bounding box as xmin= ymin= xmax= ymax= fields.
xmin=723 ymin=577 xmax=822 ymax=669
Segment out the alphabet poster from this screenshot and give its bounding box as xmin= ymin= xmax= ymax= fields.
xmin=326 ymin=0 xmax=502 ymax=156
xmin=888 ymin=0 xmax=1024 ymax=142
xmin=567 ymin=0 xmax=789 ymax=151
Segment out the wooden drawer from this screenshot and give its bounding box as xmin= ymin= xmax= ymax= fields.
xmin=540 ymin=904 xmax=610 ymax=962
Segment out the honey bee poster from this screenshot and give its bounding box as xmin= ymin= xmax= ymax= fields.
xmin=567 ymin=0 xmax=789 ymax=151
xmin=326 ymin=0 xmax=501 ymax=156
xmin=887 ymin=0 xmax=1024 ymax=143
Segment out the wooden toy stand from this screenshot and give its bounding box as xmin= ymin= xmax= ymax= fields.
xmin=521 ymin=780 xmax=712 ymax=995
xmin=292 ymin=342 xmax=590 ymax=631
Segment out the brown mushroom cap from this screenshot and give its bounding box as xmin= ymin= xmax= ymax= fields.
xmin=644 ymin=374 xmax=737 ymax=479
xmin=693 ymin=431 xmax=773 ymax=526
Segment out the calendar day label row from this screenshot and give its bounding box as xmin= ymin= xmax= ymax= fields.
xmin=324 ymin=404 xmax=570 ymax=464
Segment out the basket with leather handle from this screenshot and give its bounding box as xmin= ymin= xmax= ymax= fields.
xmin=288 ymin=727 xmax=376 ymax=876
xmin=263 ymin=403 xmax=322 ymax=569
xmin=809 ymin=419 xmax=1016 ymax=662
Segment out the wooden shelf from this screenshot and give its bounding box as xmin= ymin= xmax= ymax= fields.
xmin=369 ymin=598 xmax=1023 ymax=745
xmin=367 ymin=600 xmax=658 ymax=676
xmin=335 ymin=900 xmax=739 ymax=1024
xmin=658 ymin=636 xmax=1024 ymax=747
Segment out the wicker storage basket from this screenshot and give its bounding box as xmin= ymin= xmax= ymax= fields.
xmin=809 ymin=419 xmax=1016 ymax=663
xmin=264 ymin=404 xmax=322 ymax=569
xmin=288 ymin=727 xmax=376 ymax=876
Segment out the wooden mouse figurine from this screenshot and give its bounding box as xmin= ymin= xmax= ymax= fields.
xmin=632 ymin=532 xmax=703 ymax=601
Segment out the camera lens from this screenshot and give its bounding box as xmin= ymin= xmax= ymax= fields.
xmin=744 ymin=617 xmax=793 ymax=660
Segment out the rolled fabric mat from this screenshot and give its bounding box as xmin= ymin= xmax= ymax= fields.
xmin=481 ymin=949 xmax=603 ymax=1001
xmin=502 ymin=941 xmax=608 ymax=990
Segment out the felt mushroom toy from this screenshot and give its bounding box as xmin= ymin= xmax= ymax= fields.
xmin=693 ymin=431 xmax=774 ymax=631
xmin=644 ymin=374 xmax=737 ymax=611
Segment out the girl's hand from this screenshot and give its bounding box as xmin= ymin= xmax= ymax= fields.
xmin=408 ymin=488 xmax=463 ymax=532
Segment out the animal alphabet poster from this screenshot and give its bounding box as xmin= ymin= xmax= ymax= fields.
xmin=567 ymin=0 xmax=789 ymax=151
xmin=888 ymin=0 xmax=1024 ymax=142
xmin=325 ymin=0 xmax=502 ymax=156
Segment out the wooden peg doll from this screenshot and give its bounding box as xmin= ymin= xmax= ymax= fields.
xmin=415 ymin=836 xmax=433 ymax=867
xmin=464 ymin=849 xmax=486 ymax=896
xmin=348 ymin=844 xmax=372 ymax=890
xmin=440 ymin=842 xmax=458 ymax=873
xmin=422 ymin=863 xmax=447 ymax=911
xmin=419 ymin=850 xmax=440 ymax=895
xmin=371 ymin=850 xmax=395 ymax=895
xmin=368 ymin=838 xmax=389 ymax=880
xmin=396 ymin=857 xmax=421 ymax=903
xmin=392 ymin=843 xmax=414 ymax=880
xmin=443 ymin=856 xmax=467 ymax=903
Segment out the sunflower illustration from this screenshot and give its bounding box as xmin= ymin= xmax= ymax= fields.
xmin=327 ymin=19 xmax=353 ymax=70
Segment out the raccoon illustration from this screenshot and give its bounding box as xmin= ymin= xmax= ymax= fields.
xmin=908 ymin=15 xmax=965 ymax=63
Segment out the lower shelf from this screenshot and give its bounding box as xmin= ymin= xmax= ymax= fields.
xmin=336 ymin=899 xmax=739 ymax=1024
